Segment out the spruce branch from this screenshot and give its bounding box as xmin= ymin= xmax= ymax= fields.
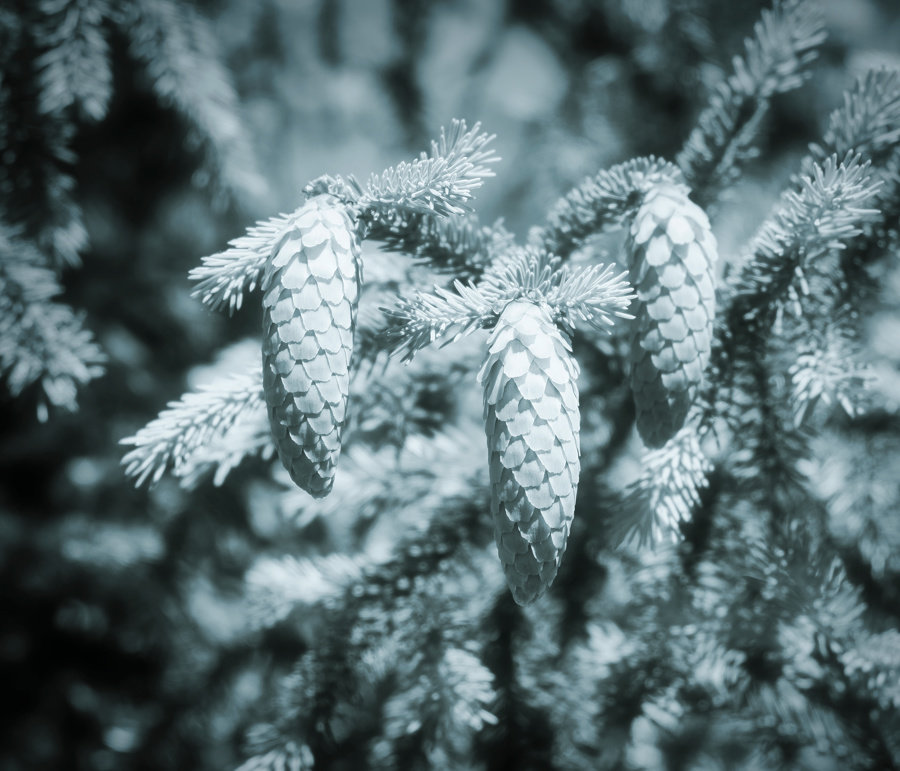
xmin=678 ymin=0 xmax=826 ymax=206
xmin=117 ymin=0 xmax=263 ymax=200
xmin=385 ymin=282 xmax=494 ymax=362
xmin=810 ymin=69 xmax=900 ymax=167
xmin=235 ymin=741 xmax=314 ymax=771
xmin=246 ymin=553 xmax=366 ymax=629
xmin=189 ymin=211 xmax=297 ymax=313
xmin=536 ymin=156 xmax=683 ymax=257
xmin=191 ymin=122 xmax=499 ymax=315
xmin=120 ymin=369 xmax=264 ymax=486
xmin=788 ymin=328 xmax=873 ymax=427
xmin=0 ymin=57 xmax=87 ymax=266
xmin=379 ymin=645 xmax=497 ymax=766
xmin=36 ymin=0 xmax=112 ymax=121
xmin=366 ymin=212 xmax=514 ymax=282
xmin=176 ymin=407 xmax=274 ymax=489
xmin=545 ymin=261 xmax=635 ymax=333
xmin=0 ymin=228 xmax=104 ymax=417
xmin=481 ymin=246 xmax=635 ymax=330
xmin=360 ymin=119 xmax=499 ymax=218
xmin=810 ymin=69 xmax=900 ymax=277
xmin=273 ymin=424 xmax=486 ymax=531
xmin=386 ymin=247 xmax=634 ymax=359
xmin=610 ymin=427 xmax=712 ymax=547
xmin=730 ymin=153 xmax=881 ymax=321
xmin=842 ymin=629 xmax=900 ymax=711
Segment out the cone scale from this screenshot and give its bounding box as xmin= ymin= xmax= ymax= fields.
xmin=478 ymin=300 xmax=581 ymax=605
xmin=627 ymin=182 xmax=717 ymax=448
xmin=261 ymin=195 xmax=361 ymax=497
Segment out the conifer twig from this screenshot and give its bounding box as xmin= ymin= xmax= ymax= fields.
xmin=677 ymin=0 xmax=826 ymax=206
xmin=246 ymin=553 xmax=366 ymax=628
xmin=0 ymin=228 xmax=105 ymax=418
xmin=788 ymin=327 xmax=873 ymax=427
xmin=120 ymin=370 xmax=264 ymax=486
xmin=386 ymin=281 xmax=494 ymax=362
xmin=536 ymin=156 xmax=683 ymax=257
xmin=609 ymin=427 xmax=712 ymax=547
xmin=546 ymin=262 xmax=636 ymax=332
xmin=810 ymin=69 xmax=900 ymax=166
xmin=385 ymin=247 xmax=635 ymax=360
xmin=189 ymin=211 xmax=296 ymax=313
xmin=118 ymin=0 xmax=264 ymax=200
xmin=365 ymin=212 xmax=514 ymax=282
xmin=360 ymin=119 xmax=499 ymax=218
xmin=730 ymin=153 xmax=880 ymax=319
xmin=36 ymin=0 xmax=112 ymax=121
xmin=190 ymin=121 xmax=499 ymax=315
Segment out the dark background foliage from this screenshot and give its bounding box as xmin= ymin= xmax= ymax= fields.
xmin=1 ymin=1 xmax=899 ymax=769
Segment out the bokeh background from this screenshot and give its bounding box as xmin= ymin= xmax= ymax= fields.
xmin=1 ymin=0 xmax=899 ymax=769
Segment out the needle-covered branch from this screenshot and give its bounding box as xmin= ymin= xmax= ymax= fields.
xmin=36 ymin=0 xmax=112 ymax=121
xmin=544 ymin=262 xmax=635 ymax=332
xmin=120 ymin=369 xmax=264 ymax=486
xmin=365 ymin=212 xmax=514 ymax=282
xmin=0 ymin=227 xmax=105 ymax=418
xmin=536 ymin=156 xmax=682 ymax=258
xmin=189 ymin=211 xmax=296 ymax=313
xmin=730 ymin=153 xmax=881 ymax=320
xmin=609 ymin=427 xmax=712 ymax=547
xmin=189 ymin=120 xmax=499 ymax=316
xmin=360 ymin=119 xmax=499 ymax=218
xmin=788 ymin=326 xmax=873 ymax=427
xmin=810 ymin=69 xmax=900 ymax=167
xmin=808 ymin=69 xmax=900 ymax=273
xmin=385 ymin=247 xmax=634 ymax=361
xmin=677 ymin=0 xmax=826 ymax=206
xmin=120 ymin=0 xmax=264 ymax=201
xmin=386 ymin=281 xmax=494 ymax=362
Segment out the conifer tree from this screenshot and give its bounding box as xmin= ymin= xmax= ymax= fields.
xmin=122 ymin=0 xmax=900 ymax=750
xmin=7 ymin=0 xmax=898 ymax=768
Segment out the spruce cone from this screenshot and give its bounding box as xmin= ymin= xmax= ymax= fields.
xmin=261 ymin=195 xmax=361 ymax=497
xmin=626 ymin=182 xmax=717 ymax=447
xmin=478 ymin=300 xmax=580 ymax=605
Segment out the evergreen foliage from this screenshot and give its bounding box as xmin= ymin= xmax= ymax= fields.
xmin=0 ymin=226 xmax=105 ymax=419
xmin=677 ymin=0 xmax=827 ymax=206
xmin=116 ymin=0 xmax=900 ymax=762
xmin=4 ymin=1 xmax=900 ymax=769
xmin=0 ymin=0 xmax=259 ymax=416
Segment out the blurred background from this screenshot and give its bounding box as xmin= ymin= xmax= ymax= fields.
xmin=1 ymin=0 xmax=899 ymax=769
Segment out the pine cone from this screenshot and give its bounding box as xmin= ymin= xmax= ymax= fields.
xmin=261 ymin=195 xmax=361 ymax=497
xmin=626 ymin=182 xmax=717 ymax=447
xmin=478 ymin=300 xmax=580 ymax=605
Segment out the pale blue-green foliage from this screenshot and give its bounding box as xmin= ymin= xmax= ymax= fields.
xmin=734 ymin=153 xmax=880 ymax=312
xmin=678 ymin=0 xmax=827 ymax=204
xmin=120 ymin=367 xmax=263 ymax=486
xmin=0 ymin=0 xmax=261 ymax=416
xmin=611 ymin=427 xmax=712 ymax=547
xmin=369 ymin=212 xmax=515 ymax=282
xmin=387 ymin=246 xmax=635 ymax=360
xmin=361 ymin=120 xmax=500 ymax=218
xmin=110 ymin=2 xmax=900 ymax=768
xmin=189 ymin=120 xmax=501 ymax=320
xmin=119 ymin=0 xmax=264 ymax=202
xmin=36 ymin=0 xmax=112 ymax=122
xmin=537 ymin=155 xmax=683 ymax=257
xmin=0 ymin=227 xmax=104 ymax=419
xmin=812 ymin=69 xmax=900 ymax=164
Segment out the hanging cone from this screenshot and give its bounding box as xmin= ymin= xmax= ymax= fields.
xmin=261 ymin=194 xmax=361 ymax=497
xmin=626 ymin=182 xmax=717 ymax=447
xmin=478 ymin=300 xmax=581 ymax=605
